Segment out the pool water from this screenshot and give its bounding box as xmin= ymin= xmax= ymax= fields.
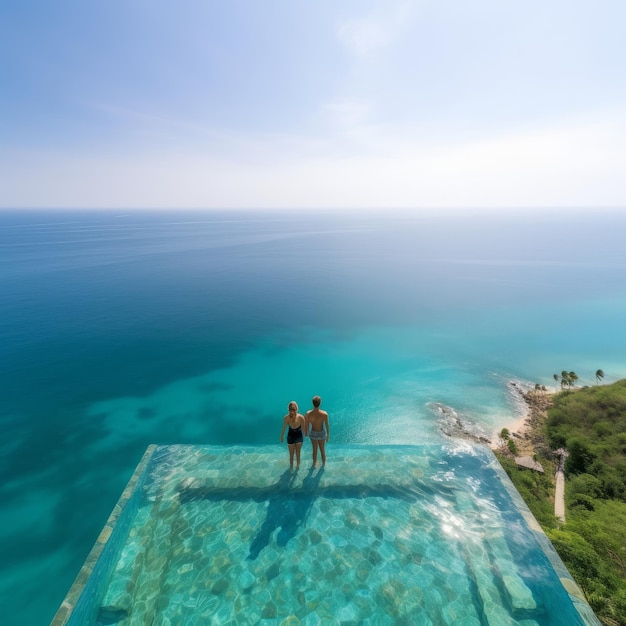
xmin=57 ymin=444 xmax=600 ymax=625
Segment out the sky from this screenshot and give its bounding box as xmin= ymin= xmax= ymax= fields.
xmin=1 ymin=0 xmax=625 ymax=211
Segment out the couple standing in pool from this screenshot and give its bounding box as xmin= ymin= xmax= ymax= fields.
xmin=279 ymin=395 xmax=330 ymax=470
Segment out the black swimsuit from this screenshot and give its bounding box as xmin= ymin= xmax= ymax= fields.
xmin=287 ymin=425 xmax=303 ymax=445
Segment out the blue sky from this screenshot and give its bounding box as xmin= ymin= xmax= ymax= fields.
xmin=1 ymin=0 xmax=625 ymax=210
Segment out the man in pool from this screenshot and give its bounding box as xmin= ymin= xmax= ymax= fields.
xmin=305 ymin=395 xmax=330 ymax=467
xmin=280 ymin=401 xmax=305 ymax=470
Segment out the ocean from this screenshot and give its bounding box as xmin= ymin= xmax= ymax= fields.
xmin=1 ymin=208 xmax=625 ymax=624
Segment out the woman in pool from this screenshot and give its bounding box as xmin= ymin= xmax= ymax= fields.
xmin=279 ymin=400 xmax=305 ymax=470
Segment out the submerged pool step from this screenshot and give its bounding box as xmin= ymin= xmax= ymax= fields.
xmin=485 ymin=527 xmax=545 ymax=620
xmin=454 ymin=490 xmax=541 ymax=626
xmin=125 ymin=493 xmax=181 ymax=624
xmin=98 ymin=501 xmax=158 ymax=620
xmin=99 ymin=492 xmax=181 ymax=625
xmin=461 ymin=539 xmax=528 ymax=626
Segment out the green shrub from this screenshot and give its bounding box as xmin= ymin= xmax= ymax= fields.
xmin=548 ymin=430 xmax=567 ymax=450
xmin=565 ymin=437 xmax=596 ymax=475
xmin=515 ymin=471 xmax=535 ymax=490
xmin=567 ymin=499 xmax=626 ymax=581
xmin=601 ymin=475 xmax=626 ymax=501
xmin=546 ymin=529 xmax=601 ymax=580
xmin=568 ymin=473 xmax=603 ymax=499
xmin=594 ymin=421 xmax=613 ymax=438
xmin=569 ymin=494 xmax=596 ymax=511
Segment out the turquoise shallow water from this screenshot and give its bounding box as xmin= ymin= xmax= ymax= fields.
xmin=64 ymin=444 xmax=597 ymax=625
xmin=1 ymin=209 xmax=625 ymax=623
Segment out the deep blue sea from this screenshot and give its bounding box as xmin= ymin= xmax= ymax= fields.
xmin=1 ymin=208 xmax=625 ymax=624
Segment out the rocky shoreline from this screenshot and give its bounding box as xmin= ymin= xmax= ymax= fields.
xmin=433 ymin=385 xmax=554 ymax=454
xmin=505 ymin=384 xmax=554 ymax=458
xmin=431 ymin=402 xmax=492 ymax=445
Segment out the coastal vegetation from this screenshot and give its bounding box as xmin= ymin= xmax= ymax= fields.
xmin=497 ymin=378 xmax=626 ymax=626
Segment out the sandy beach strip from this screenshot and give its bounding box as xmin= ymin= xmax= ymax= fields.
xmin=489 ymin=384 xmax=555 ymax=454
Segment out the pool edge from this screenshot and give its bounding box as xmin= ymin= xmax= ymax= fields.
xmin=50 ymin=444 xmax=157 ymax=626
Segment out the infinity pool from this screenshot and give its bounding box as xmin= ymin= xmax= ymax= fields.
xmin=53 ymin=444 xmax=601 ymax=625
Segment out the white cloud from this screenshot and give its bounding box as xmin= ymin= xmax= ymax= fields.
xmin=336 ymin=1 xmax=418 ymax=57
xmin=337 ymin=18 xmax=391 ymax=57
xmin=320 ymin=99 xmax=373 ymax=131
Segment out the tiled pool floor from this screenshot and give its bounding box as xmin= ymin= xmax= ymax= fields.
xmin=56 ymin=444 xmax=601 ymax=625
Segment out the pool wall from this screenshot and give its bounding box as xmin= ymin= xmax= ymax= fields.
xmin=50 ymin=445 xmax=157 ymax=626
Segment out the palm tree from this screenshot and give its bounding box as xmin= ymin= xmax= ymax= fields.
xmin=595 ymin=369 xmax=605 ymax=384
xmin=553 ymin=373 xmax=560 ymax=390
xmin=560 ymin=371 xmax=570 ymax=389
xmin=568 ymin=371 xmax=578 ymax=388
